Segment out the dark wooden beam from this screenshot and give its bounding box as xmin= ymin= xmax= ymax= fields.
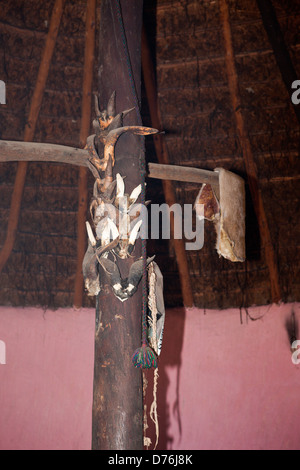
xmin=0 ymin=0 xmax=65 ymax=274
xmin=141 ymin=26 xmax=194 ymax=308
xmin=74 ymin=0 xmax=96 ymax=309
xmin=256 ymin=0 xmax=300 ymax=125
xmin=92 ymin=0 xmax=144 ymax=450
xmin=219 ymin=0 xmax=281 ymax=303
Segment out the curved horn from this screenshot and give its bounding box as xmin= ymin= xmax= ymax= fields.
xmin=122 ymin=107 xmax=135 ymax=119
xmin=94 ymin=94 xmax=101 ymax=117
xmin=124 ymin=255 xmax=156 ymax=297
xmin=104 ymin=126 xmax=159 ymax=166
xmin=107 ymin=90 xmax=116 ymax=117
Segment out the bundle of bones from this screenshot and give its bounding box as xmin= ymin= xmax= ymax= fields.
xmin=82 ymin=91 xmax=162 ymax=307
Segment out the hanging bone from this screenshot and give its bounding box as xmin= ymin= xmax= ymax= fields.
xmin=91 ymin=173 xmax=144 ymax=259
xmin=83 ymin=221 xmax=119 ymax=296
xmin=83 ymin=91 xmax=157 ymax=298
xmin=100 ymin=256 xmax=155 ymax=302
xmin=83 ymin=174 xmax=145 ymax=297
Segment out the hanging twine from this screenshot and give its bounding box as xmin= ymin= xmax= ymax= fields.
xmin=148 ymin=264 xmax=158 ymax=353
xmin=113 ymin=0 xmax=157 ymax=369
xmin=131 ymin=165 xmax=158 ymax=369
xmin=150 ymin=368 xmax=160 ymax=450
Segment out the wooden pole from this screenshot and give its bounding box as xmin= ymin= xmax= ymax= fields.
xmin=92 ymin=0 xmax=144 ymax=450
xmin=141 ymin=27 xmax=194 ymax=308
xmin=219 ymin=0 xmax=281 ymax=303
xmin=74 ymin=0 xmax=96 ymax=309
xmin=0 ymin=0 xmax=65 ymax=274
xmin=256 ymin=0 xmax=300 ymax=125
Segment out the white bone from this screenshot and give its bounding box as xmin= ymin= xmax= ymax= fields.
xmin=129 ymin=184 xmax=142 ymax=204
xmin=118 ymin=213 xmax=130 ymax=239
xmin=129 ymin=219 xmax=142 ymax=245
xmin=116 ymin=173 xmax=125 ymax=198
xmin=113 ymin=283 xmax=122 ymax=291
xmin=107 ymin=218 xmax=119 ymax=241
xmin=97 ymin=216 xmax=119 ymax=246
xmin=100 ymin=219 xmax=110 ymax=246
xmin=86 ymin=221 xmax=97 ymax=247
xmin=95 ymin=201 xmax=106 ymax=218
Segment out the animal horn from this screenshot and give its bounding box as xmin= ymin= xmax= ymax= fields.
xmin=104 ymin=126 xmax=159 ymax=166
xmin=122 ymin=107 xmax=135 ymax=119
xmin=107 ymin=90 xmax=116 ymax=117
xmin=124 ymin=255 xmax=156 ymax=297
xmin=82 ymin=237 xmax=120 ymax=297
xmin=99 ymin=257 xmax=128 ymax=302
xmin=94 ymin=94 xmax=101 ymax=117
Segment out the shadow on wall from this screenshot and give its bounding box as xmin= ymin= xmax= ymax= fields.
xmin=145 ymin=303 xmax=300 ymax=451
xmin=144 ymin=307 xmax=186 ymax=450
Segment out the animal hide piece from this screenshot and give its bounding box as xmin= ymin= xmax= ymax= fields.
xmin=214 ymin=168 xmax=245 ymax=262
xmin=194 ymin=184 xmax=219 ymax=221
xmin=194 ymin=168 xmax=245 ymax=262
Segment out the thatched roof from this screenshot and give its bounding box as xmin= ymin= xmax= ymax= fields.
xmin=0 ymin=0 xmax=299 ymax=309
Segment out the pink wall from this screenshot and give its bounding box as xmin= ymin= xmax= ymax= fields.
xmin=0 ymin=303 xmax=299 ymax=450
xmin=0 ymin=307 xmax=95 ymax=450
xmin=146 ymin=302 xmax=300 ymax=450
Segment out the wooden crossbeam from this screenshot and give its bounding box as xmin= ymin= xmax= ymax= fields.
xmin=148 ymin=162 xmax=219 ymax=188
xmin=0 ymin=140 xmax=221 ymax=188
xmin=142 ymin=26 xmax=194 ymax=308
xmin=0 ymin=140 xmax=89 ymax=167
